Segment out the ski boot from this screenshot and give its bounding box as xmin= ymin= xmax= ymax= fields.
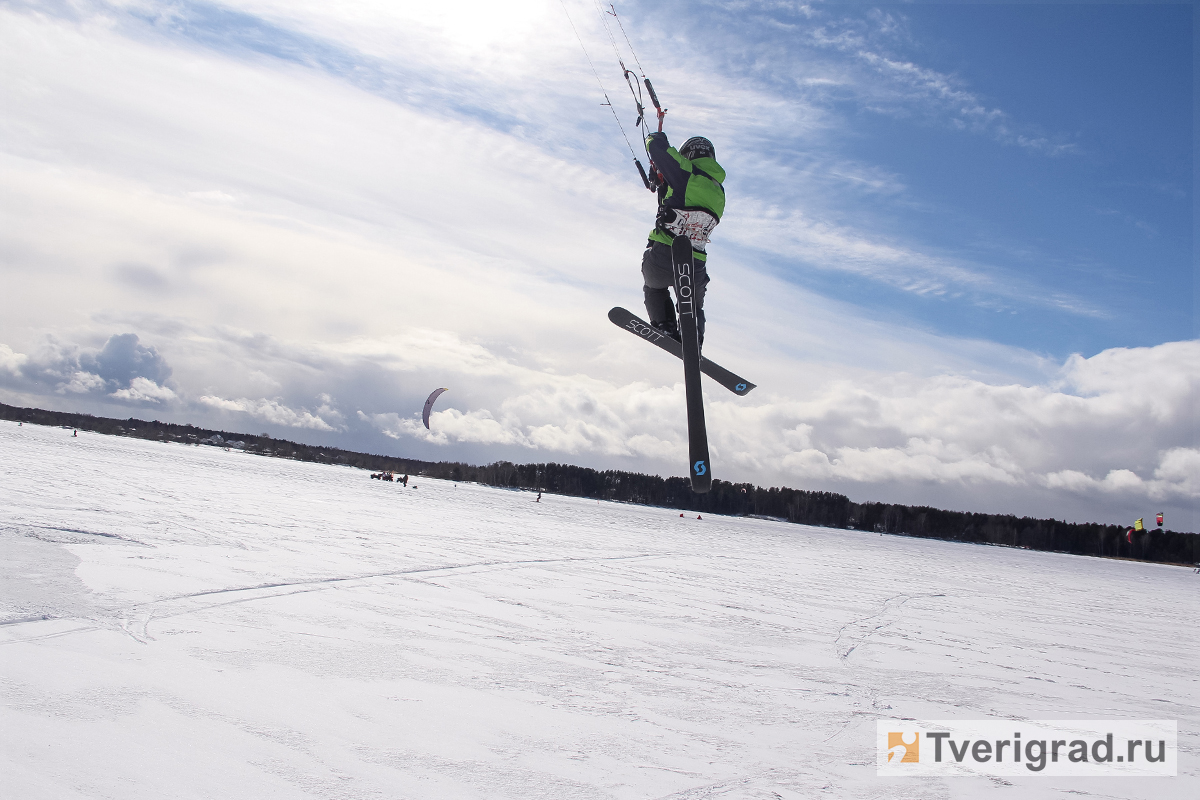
xmin=651 ymin=319 xmax=681 ymax=343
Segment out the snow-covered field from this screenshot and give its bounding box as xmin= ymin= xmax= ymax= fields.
xmin=1 ymin=419 xmax=1195 ymax=799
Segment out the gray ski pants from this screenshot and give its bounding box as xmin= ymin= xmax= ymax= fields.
xmin=641 ymin=240 xmax=708 ymax=335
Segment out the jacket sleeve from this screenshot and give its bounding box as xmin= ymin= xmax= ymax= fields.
xmin=646 ymin=132 xmax=691 ymax=199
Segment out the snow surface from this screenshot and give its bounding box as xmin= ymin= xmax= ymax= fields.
xmin=1 ymin=419 xmax=1195 ymax=799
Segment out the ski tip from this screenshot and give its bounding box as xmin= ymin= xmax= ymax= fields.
xmin=733 ymin=381 xmax=757 ymax=396
xmin=608 ymin=306 xmax=629 ymax=323
xmin=690 ymin=459 xmax=712 ymax=493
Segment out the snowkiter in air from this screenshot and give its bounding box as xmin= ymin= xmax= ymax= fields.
xmin=641 ymin=132 xmax=726 ymax=347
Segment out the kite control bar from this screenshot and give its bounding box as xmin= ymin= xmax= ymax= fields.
xmin=644 ymin=77 xmax=664 ymax=132
xmin=560 ymin=0 xmax=668 ymax=192
xmin=635 ymin=160 xmax=653 ymax=189
xmin=622 ymin=62 xmax=667 ymax=191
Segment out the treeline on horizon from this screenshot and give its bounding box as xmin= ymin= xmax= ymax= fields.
xmin=4 ymin=401 xmax=1196 ymax=567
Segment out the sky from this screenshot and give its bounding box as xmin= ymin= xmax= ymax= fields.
xmin=0 ymin=0 xmax=1195 ymax=528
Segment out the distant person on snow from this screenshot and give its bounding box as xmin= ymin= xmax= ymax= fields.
xmin=641 ymin=132 xmax=726 ymax=347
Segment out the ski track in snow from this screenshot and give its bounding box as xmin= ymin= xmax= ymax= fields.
xmin=0 ymin=419 xmax=1195 ymax=799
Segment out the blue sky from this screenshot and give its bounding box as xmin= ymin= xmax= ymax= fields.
xmin=0 ymin=0 xmax=1196 ymax=528
xmin=636 ymin=1 xmax=1193 ymax=355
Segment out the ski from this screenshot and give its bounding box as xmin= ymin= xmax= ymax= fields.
xmin=671 ymin=235 xmax=712 ymax=493
xmin=607 ymin=308 xmax=756 ymax=397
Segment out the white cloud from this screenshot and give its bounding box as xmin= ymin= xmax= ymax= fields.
xmin=806 ymin=9 xmax=1077 ymax=155
xmin=0 ymin=345 xmax=29 ymax=377
xmin=4 ymin=314 xmax=1196 ymax=525
xmin=186 ymin=189 xmax=237 ymax=204
xmin=359 ymin=408 xmax=530 ymax=447
xmin=59 ymin=371 xmax=108 ymax=395
xmin=298 ymin=333 xmax=1200 ymax=517
xmin=1044 ymin=448 xmax=1200 ymax=503
xmin=109 ymin=376 xmax=178 ymax=403
xmin=1153 ymin=448 xmax=1200 ymax=497
xmin=199 ymin=395 xmax=339 ymax=431
xmin=737 ymin=341 xmax=1200 ymax=507
xmin=0 ymin=333 xmax=177 ymax=404
xmin=724 ymin=201 xmax=1060 ymax=309
xmin=423 ymin=408 xmax=533 ymax=448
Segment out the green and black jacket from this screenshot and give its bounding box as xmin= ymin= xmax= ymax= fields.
xmin=646 ymin=132 xmax=726 ymax=260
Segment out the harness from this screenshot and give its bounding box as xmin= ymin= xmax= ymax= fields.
xmin=655 ymin=165 xmax=723 ymax=250
xmin=658 ymin=208 xmax=720 ymax=250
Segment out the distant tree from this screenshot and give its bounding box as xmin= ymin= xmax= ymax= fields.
xmin=3 ymin=401 xmax=1195 ymax=565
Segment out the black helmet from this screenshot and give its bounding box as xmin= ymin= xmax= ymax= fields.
xmin=679 ymin=136 xmax=714 ymax=161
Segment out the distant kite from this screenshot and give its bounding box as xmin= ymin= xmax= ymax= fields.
xmin=1156 ymin=512 xmax=1164 ymax=527
xmin=422 ymin=388 xmax=449 ymax=429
